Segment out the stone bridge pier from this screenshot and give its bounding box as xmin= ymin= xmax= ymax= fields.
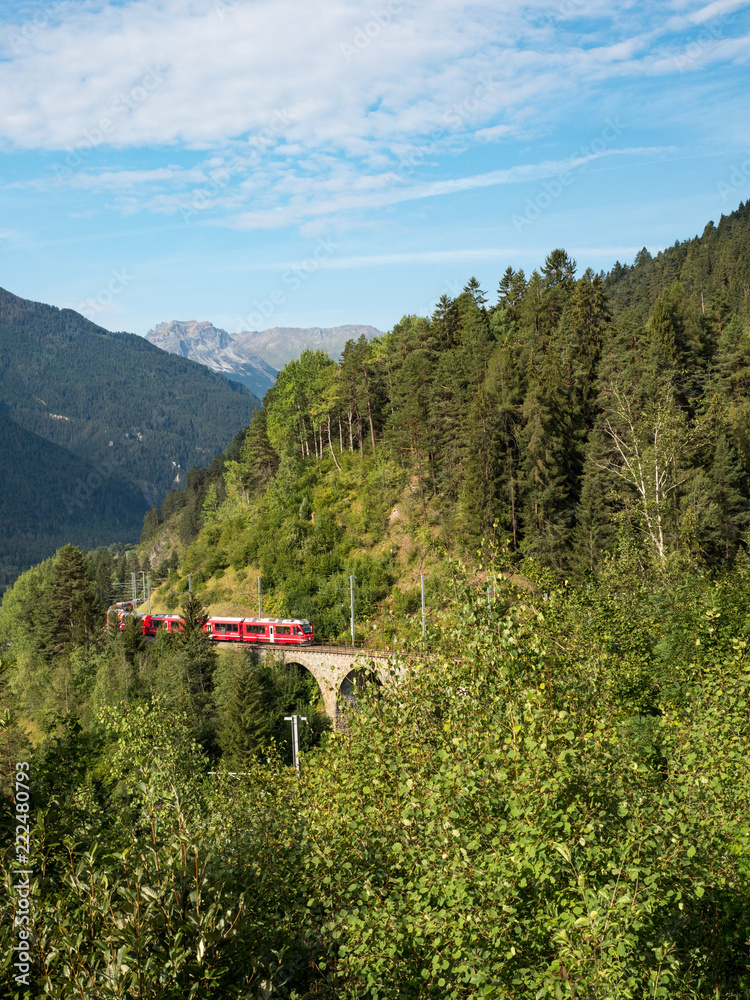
xmin=259 ymin=646 xmax=401 ymax=727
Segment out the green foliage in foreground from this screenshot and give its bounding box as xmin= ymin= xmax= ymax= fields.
xmin=2 ymin=558 xmax=750 ymax=997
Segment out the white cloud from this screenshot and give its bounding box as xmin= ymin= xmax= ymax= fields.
xmin=0 ymin=0 xmax=743 ymax=156
xmin=1 ymin=0 xmax=748 ymax=244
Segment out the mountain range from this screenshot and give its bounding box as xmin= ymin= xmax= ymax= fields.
xmin=146 ymin=321 xmax=278 ymax=401
xmin=234 ymin=324 xmax=383 ymax=370
xmin=146 ymin=321 xmax=384 ymax=386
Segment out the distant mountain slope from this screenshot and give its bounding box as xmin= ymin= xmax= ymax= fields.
xmin=146 ymin=320 xmax=384 ymax=379
xmin=233 ymin=324 xmax=383 ymax=370
xmin=0 ymin=411 xmax=148 ymax=592
xmin=0 ymin=286 xmax=261 ymax=590
xmin=0 ymin=288 xmax=260 ymax=503
xmin=146 ymin=320 xmax=278 ymax=401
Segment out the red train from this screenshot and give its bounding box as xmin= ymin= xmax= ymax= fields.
xmin=108 ymin=604 xmax=314 ymax=645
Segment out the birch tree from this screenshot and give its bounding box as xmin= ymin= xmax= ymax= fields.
xmin=596 ymin=382 xmax=690 ymax=564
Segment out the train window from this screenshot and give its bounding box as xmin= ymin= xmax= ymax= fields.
xmin=245 ymin=624 xmax=266 ymax=634
xmin=276 ymin=626 xmax=291 ymax=636
xmin=301 ymin=624 xmax=313 ymax=634
xmin=226 ymin=623 xmax=238 ymax=633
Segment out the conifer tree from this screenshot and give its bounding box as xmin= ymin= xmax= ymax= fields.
xmin=179 ymin=591 xmax=216 ymax=697
xmin=240 ymin=408 xmax=280 ymax=496
xmin=39 ymin=544 xmax=99 ymax=659
xmin=428 ymin=294 xmax=492 ymax=499
xmin=430 ymin=294 xmax=460 ymax=349
xmin=218 ymin=655 xmax=275 ymax=769
xmin=497 ymin=267 xmax=526 ymax=315
xmin=541 ymin=248 xmax=576 ymax=329
xmin=573 ymin=443 xmax=618 ymax=573
xmin=460 ymin=345 xmax=523 ymax=550
xmin=518 ymin=358 xmax=578 ymax=567
xmin=464 ymin=276 xmax=487 ymax=308
xmin=516 ymin=270 xmax=546 ymax=354
xmin=566 ymin=268 xmax=610 ymax=425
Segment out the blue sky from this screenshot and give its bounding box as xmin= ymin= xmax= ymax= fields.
xmin=1 ymin=0 xmax=749 ymax=338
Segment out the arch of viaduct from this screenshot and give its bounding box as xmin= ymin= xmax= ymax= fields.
xmin=258 ymin=645 xmax=407 ymax=727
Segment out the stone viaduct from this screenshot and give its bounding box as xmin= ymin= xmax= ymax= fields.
xmin=257 ymin=644 xmax=407 ymax=727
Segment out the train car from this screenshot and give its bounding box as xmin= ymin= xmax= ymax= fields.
xmin=111 ymin=608 xmax=315 ymax=644
xmin=206 ymin=617 xmax=314 ymax=644
xmin=141 ymin=614 xmax=184 ymax=635
xmin=106 ymin=602 xmax=134 ymax=629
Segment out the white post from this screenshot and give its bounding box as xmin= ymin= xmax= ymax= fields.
xmin=421 ymin=574 xmax=426 ymax=644
xmin=284 ymin=715 xmax=307 ymax=772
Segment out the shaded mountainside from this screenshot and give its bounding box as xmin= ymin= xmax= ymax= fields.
xmin=0 ymin=287 xmax=261 ymax=587
xmin=0 ymin=288 xmax=260 ymax=500
xmin=146 ymin=319 xmax=278 ymax=401
xmin=0 ymin=412 xmax=148 ymax=592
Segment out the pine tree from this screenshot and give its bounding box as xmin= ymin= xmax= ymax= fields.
xmin=428 ymin=293 xmax=493 ymax=499
xmin=541 ymin=248 xmax=577 ymax=329
xmin=518 ymin=358 xmax=578 ymax=567
xmin=39 ymin=544 xmax=99 ymax=660
xmin=178 ymin=591 xmax=216 ymax=697
xmin=218 ymin=656 xmax=275 ymax=768
xmin=385 ymin=333 xmax=436 ymax=504
xmin=566 ymin=268 xmax=611 ymax=426
xmin=497 ymin=267 xmax=526 ymax=315
xmin=572 ymin=443 xmax=618 ymax=574
xmin=460 ymin=345 xmax=523 ymax=550
xmin=464 ymin=276 xmax=487 ymax=308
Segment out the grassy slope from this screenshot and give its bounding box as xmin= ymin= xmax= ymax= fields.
xmin=137 ymin=448 xmax=463 ymax=645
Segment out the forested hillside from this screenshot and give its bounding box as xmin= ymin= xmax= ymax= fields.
xmin=0 ymin=413 xmax=148 ymax=592
xmin=0 ymin=287 xmax=260 ymax=588
xmin=138 ymin=202 xmax=750 ymax=639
